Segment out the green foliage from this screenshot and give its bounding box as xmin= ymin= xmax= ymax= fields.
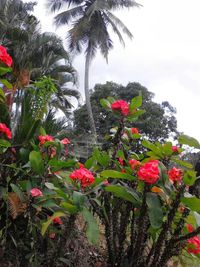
xmin=74 ymin=82 xmax=178 ymax=142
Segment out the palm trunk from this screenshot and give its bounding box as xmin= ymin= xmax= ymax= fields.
xmin=84 ymin=53 xmax=97 ymax=141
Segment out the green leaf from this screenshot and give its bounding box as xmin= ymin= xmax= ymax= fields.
xmin=0 ymin=66 xmax=12 ymax=75
xmin=146 ymin=193 xmax=163 ymax=229
xmin=85 ymin=157 xmax=95 ymax=169
xmin=172 ymin=158 xmax=193 ymax=169
xmin=81 ymin=207 xmax=99 ymax=244
xmin=130 ymin=95 xmax=142 ymax=111
xmin=29 ymin=151 xmax=44 ymax=175
xmin=181 ymin=197 xmax=200 ymax=212
xmin=178 ymin=135 xmax=200 ymax=149
xmin=142 ymin=140 xmax=163 ymax=157
xmin=93 ymin=148 xmax=110 ymax=167
xmin=0 ymin=79 xmax=12 ymax=89
xmin=10 ymin=184 xmax=25 ymax=202
xmin=0 ymin=89 xmax=5 ymax=102
xmin=100 ymin=99 xmax=111 ymax=109
xmin=60 ymin=202 xmax=78 ymax=213
xmin=73 ymin=191 xmax=86 ymax=208
xmin=45 ymin=182 xmax=59 ymax=190
xmin=39 ymin=127 xmax=46 ymax=136
xmin=183 ymin=171 xmax=196 ymax=186
xmin=105 ymin=185 xmax=141 ymax=205
xmin=0 ymin=139 xmax=11 ymax=148
xmin=101 ymin=170 xmax=135 ymax=181
xmin=41 ymin=211 xmax=66 ymax=236
xmin=48 ymin=159 xmax=76 ymax=169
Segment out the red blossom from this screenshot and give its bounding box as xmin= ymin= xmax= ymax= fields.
xmin=50 ymin=147 xmax=57 ymax=158
xmin=131 ymin=128 xmax=139 ymax=135
xmin=61 ymin=138 xmax=70 ymax=145
xmin=168 ymin=167 xmax=183 ymax=183
xmin=0 ymin=46 xmax=13 ymax=67
xmin=172 ymin=146 xmax=179 ymax=153
xmin=69 ymin=166 xmax=95 ymax=188
xmin=129 ymin=159 xmax=141 ymax=171
xmin=53 ymin=217 xmax=63 ymax=225
xmin=137 ymin=160 xmax=160 ymax=184
xmin=111 ymin=100 xmax=129 ymax=116
xmin=38 ymin=135 xmax=54 ymax=145
xmin=30 ymin=188 xmax=43 ymax=197
xmin=118 ymin=158 xmax=124 ymax=166
xmin=186 ymin=224 xmax=194 ymax=233
xmin=0 ymin=123 xmax=12 ymax=139
xmin=187 ymin=236 xmax=200 ymax=254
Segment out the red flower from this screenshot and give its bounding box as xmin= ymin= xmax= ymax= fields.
xmin=188 ymin=236 xmax=200 ymax=254
xmin=186 ymin=224 xmax=194 ymax=233
xmin=129 ymin=159 xmax=141 ymax=170
xmin=168 ymin=167 xmax=183 ymax=183
xmin=69 ymin=166 xmax=95 ymax=188
xmin=38 ymin=135 xmax=54 ymax=145
xmin=111 ymin=100 xmax=129 ymax=116
xmin=0 ymin=123 xmax=12 ymax=139
xmin=61 ymin=138 xmax=70 ymax=145
xmin=118 ymin=158 xmax=124 ymax=166
xmin=30 ymin=188 xmax=43 ymax=197
xmin=137 ymin=160 xmax=160 ymax=184
xmin=0 ymin=46 xmax=13 ymax=67
xmin=172 ymin=146 xmax=179 ymax=153
xmin=53 ymin=217 xmax=63 ymax=225
xmin=131 ymin=128 xmax=139 ymax=135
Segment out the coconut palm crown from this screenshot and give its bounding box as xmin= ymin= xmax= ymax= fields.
xmin=47 ymin=0 xmax=141 ymax=139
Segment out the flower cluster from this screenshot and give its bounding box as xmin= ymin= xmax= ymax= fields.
xmin=38 ymin=135 xmax=54 ymax=145
xmin=69 ymin=165 xmax=95 ymax=188
xmin=168 ymin=167 xmax=183 ymax=183
xmin=111 ymin=100 xmax=129 ymax=116
xmin=0 ymin=123 xmax=12 ymax=139
xmin=137 ymin=160 xmax=160 ymax=184
xmin=0 ymin=46 xmax=13 ymax=67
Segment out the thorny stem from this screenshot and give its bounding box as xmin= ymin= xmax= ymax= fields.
xmin=131 ymin=184 xmax=149 ymax=266
xmin=148 ymin=184 xmax=186 ymax=267
xmin=158 ymin=208 xmax=190 ymax=267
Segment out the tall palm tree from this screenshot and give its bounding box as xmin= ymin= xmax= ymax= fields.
xmin=47 ymin=0 xmax=141 ymax=139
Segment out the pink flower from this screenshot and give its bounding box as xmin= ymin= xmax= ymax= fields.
xmin=0 ymin=46 xmax=13 ymax=67
xmin=137 ymin=160 xmax=160 ymax=184
xmin=0 ymin=123 xmax=12 ymax=139
xmin=103 ymin=180 xmax=109 ymax=186
xmin=38 ymin=135 xmax=54 ymax=145
xmin=61 ymin=138 xmax=70 ymax=145
xmin=30 ymin=188 xmax=43 ymax=197
xmin=69 ymin=166 xmax=95 ymax=188
xmin=168 ymin=167 xmax=183 ymax=183
xmin=131 ymin=128 xmax=139 ymax=135
xmin=111 ymin=100 xmax=129 ymax=116
xmin=53 ymin=217 xmax=63 ymax=225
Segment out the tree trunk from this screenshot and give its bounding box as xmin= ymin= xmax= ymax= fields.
xmin=84 ymin=53 xmax=97 ymax=141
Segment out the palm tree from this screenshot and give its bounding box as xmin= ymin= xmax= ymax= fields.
xmin=47 ymin=0 xmax=141 ymax=139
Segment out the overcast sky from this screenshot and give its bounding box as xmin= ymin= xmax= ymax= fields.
xmin=31 ymin=0 xmax=200 ymax=141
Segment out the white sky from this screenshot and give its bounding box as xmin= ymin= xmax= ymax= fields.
xmin=30 ymin=0 xmax=200 ymax=141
